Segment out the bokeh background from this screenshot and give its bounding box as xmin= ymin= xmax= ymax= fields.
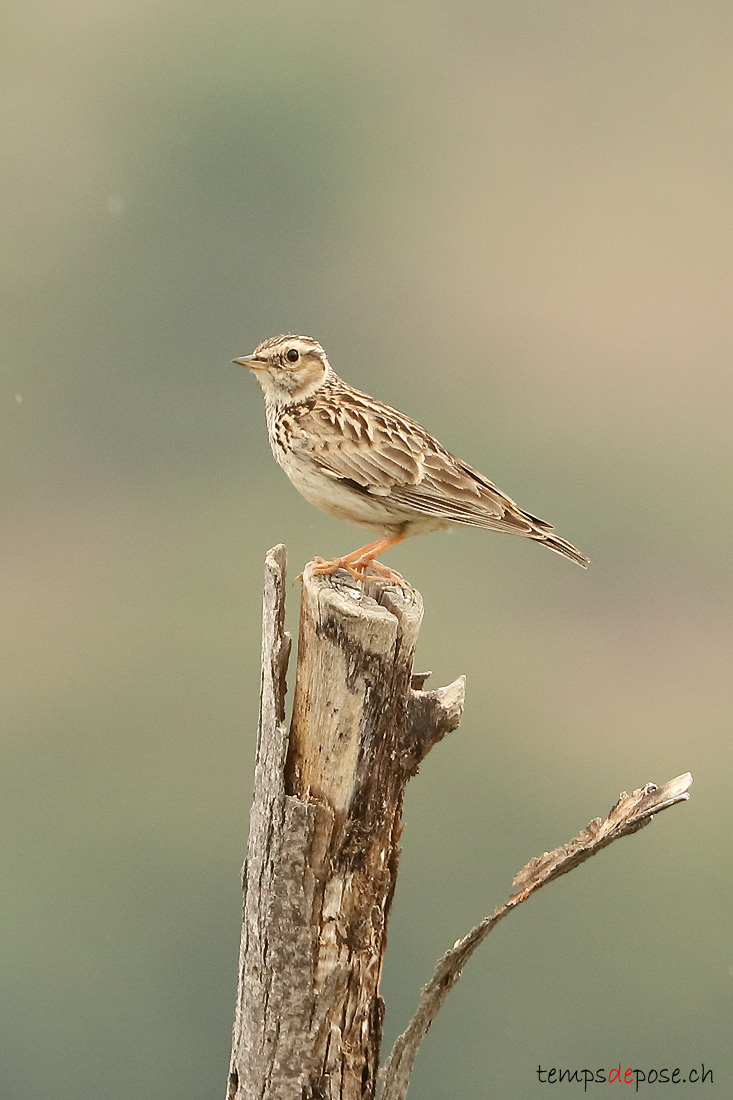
xmin=3 ymin=1 xmax=732 ymax=1096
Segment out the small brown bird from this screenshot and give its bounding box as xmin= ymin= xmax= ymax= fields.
xmin=234 ymin=335 xmax=589 ymax=581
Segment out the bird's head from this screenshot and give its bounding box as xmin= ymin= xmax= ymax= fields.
xmin=234 ymin=335 xmax=330 ymax=405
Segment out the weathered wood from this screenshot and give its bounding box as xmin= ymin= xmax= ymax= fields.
xmin=379 ymin=772 xmax=693 ymax=1100
xmin=227 ymin=547 xmax=693 ymax=1100
xmin=227 ymin=549 xmax=463 ymax=1100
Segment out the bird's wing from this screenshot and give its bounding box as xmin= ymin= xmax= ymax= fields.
xmin=390 ymin=450 xmax=541 ymax=533
xmin=299 ymin=395 xmax=425 ymax=490
xmin=297 ymin=388 xmax=540 ymax=534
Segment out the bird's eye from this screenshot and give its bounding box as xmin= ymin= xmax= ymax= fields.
xmin=286 ymin=348 xmax=300 ymax=363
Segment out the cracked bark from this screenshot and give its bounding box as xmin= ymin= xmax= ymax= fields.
xmin=227 ymin=546 xmax=463 ymax=1100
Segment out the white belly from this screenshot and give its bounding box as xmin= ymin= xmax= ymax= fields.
xmin=279 ymin=450 xmax=399 ymax=529
xmin=267 ymin=413 xmax=446 ymax=535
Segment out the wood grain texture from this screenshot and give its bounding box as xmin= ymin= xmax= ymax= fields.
xmin=227 ymin=550 xmax=463 ymax=1100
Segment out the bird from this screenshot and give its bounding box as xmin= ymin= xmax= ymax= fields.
xmin=234 ymin=334 xmax=589 ymax=582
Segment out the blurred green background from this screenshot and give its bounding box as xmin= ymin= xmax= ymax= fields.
xmin=3 ymin=1 xmax=731 ymax=1096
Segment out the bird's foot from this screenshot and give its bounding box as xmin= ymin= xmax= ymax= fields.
xmin=295 ymin=553 xmax=408 ymax=588
xmin=294 ymin=556 xmax=366 ymax=583
xmin=310 ymin=555 xmax=372 ymax=582
xmin=354 ymin=557 xmax=409 ymax=586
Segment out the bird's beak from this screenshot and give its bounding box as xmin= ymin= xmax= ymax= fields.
xmin=233 ymin=354 xmax=266 ymax=370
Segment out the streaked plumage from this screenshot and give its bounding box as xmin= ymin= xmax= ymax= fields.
xmin=234 ymin=335 xmax=589 ymax=579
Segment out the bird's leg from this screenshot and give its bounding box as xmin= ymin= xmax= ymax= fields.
xmin=305 ymin=534 xmax=408 ymax=583
xmin=346 ymin=534 xmax=410 ymax=584
xmin=351 ymin=534 xmax=407 ymax=574
xmin=295 ymin=538 xmax=385 ymax=583
xmin=309 ymin=537 xmax=390 ymax=579
xmin=359 ymin=558 xmax=407 ymax=582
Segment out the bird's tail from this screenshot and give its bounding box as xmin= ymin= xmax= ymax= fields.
xmin=519 ymin=509 xmax=589 ymax=567
xmin=538 ymin=532 xmax=590 ymax=567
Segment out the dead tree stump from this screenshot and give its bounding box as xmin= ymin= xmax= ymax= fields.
xmin=225 ymin=546 xmax=693 ymax=1100
xmin=227 ymin=546 xmax=464 ymax=1100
